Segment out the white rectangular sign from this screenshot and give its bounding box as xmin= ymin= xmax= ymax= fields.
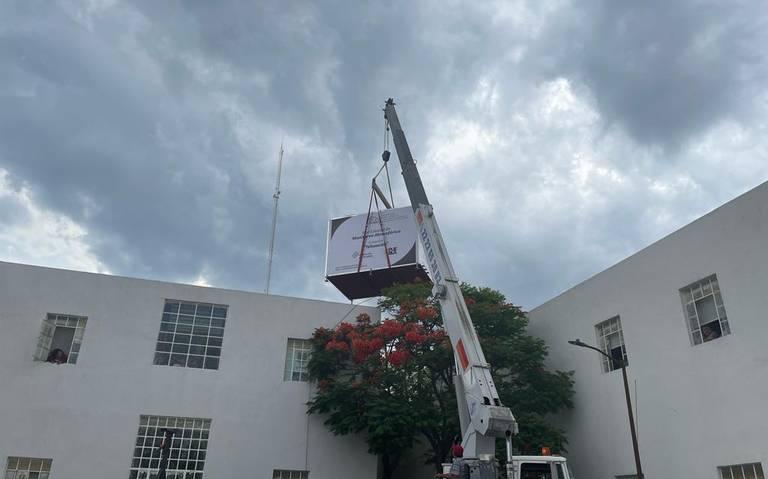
xmin=325 ymin=206 xmax=418 ymax=277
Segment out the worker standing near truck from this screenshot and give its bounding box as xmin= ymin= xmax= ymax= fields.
xmin=451 ymin=436 xmax=464 ymax=460
xmin=434 ymin=437 xmax=465 ymax=479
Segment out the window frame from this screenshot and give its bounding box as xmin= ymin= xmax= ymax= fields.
xmin=679 ymin=274 xmax=730 ymax=346
xmin=34 ymin=313 xmax=88 ymax=364
xmin=273 ymin=470 xmax=309 ymax=479
xmin=283 ymin=338 xmax=312 ymax=382
xmin=153 ymin=300 xmax=228 ymax=370
xmin=595 ymin=316 xmax=628 ymax=373
xmin=5 ymin=456 xmax=53 ymax=479
xmin=519 ymin=462 xmax=555 ymax=478
xmin=129 ymin=415 xmax=212 ymax=479
xmin=718 ymin=462 xmax=764 ymax=479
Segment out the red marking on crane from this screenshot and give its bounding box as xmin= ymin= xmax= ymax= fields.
xmin=456 ymin=339 xmax=469 ymax=371
xmin=416 ymin=209 xmax=424 ymax=225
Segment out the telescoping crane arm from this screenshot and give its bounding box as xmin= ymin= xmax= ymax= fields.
xmin=383 ymin=99 xmax=518 ymax=460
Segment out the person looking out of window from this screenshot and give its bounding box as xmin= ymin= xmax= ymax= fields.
xmin=46 ymin=348 xmax=68 ymax=364
xmin=702 ymin=324 xmax=721 ymax=342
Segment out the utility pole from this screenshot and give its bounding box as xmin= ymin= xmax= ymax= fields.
xmin=265 ymin=142 xmax=284 ymax=294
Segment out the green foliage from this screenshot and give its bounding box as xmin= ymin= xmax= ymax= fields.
xmin=307 ymin=282 xmax=574 ymax=478
xmin=459 ymin=284 xmax=574 ymax=455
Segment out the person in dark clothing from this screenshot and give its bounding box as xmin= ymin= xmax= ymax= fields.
xmin=46 ymin=348 xmax=68 ymax=364
xmin=702 ymin=323 xmax=722 ymax=342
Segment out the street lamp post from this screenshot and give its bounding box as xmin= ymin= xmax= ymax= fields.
xmin=568 ymin=339 xmax=644 ymax=479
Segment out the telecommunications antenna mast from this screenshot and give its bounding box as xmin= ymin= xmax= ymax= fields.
xmin=265 ymin=142 xmax=284 ymax=294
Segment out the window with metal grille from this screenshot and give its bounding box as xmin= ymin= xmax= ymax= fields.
xmin=595 ymin=316 xmax=628 ymax=373
xmin=154 ymin=300 xmax=227 ymax=370
xmin=129 ymin=415 xmax=211 ymax=479
xmin=5 ymin=456 xmax=53 ymax=479
xmin=273 ymin=470 xmax=309 ymax=479
xmin=719 ymin=462 xmax=764 ymax=479
xmin=680 ymin=275 xmax=730 ymax=346
xmin=34 ymin=313 xmax=87 ymax=364
xmin=283 ymin=338 xmax=312 ymax=382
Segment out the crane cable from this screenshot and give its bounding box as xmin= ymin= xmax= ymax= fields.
xmin=356 ymin=119 xmax=397 ymax=273
xmin=356 ymin=182 xmax=392 ymax=272
xmin=382 ymin=118 xmax=395 ymax=208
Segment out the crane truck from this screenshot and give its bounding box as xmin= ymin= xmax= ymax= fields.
xmin=383 ymin=99 xmax=572 ymax=479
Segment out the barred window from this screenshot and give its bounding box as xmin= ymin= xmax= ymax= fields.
xmin=680 ymin=275 xmax=730 ymax=346
xmin=595 ymin=316 xmax=627 ymax=373
xmin=283 ymin=338 xmax=312 ymax=382
xmin=273 ymin=470 xmax=309 ymax=479
xmin=129 ymin=415 xmax=211 ymax=479
xmin=154 ymin=300 xmax=227 ymax=370
xmin=34 ymin=313 xmax=88 ymax=364
xmin=5 ymin=456 xmax=53 ymax=479
xmin=719 ymin=462 xmax=764 ymax=479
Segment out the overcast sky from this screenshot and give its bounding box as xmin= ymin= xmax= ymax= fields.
xmin=1 ymin=0 xmax=767 ymax=309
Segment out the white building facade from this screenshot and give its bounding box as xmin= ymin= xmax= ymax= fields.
xmin=528 ymin=181 xmax=768 ymax=478
xmin=0 ymin=261 xmax=379 ymax=479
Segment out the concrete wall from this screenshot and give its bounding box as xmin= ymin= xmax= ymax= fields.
xmin=0 ymin=261 xmax=379 ymax=479
xmin=528 ymin=181 xmax=768 ymax=478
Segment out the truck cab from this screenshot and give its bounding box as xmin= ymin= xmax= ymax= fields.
xmin=511 ymin=455 xmax=571 ymax=479
xmin=442 ymin=455 xmax=571 ymax=479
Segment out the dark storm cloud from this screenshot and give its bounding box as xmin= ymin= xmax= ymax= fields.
xmin=0 ymin=1 xmax=275 ymax=285
xmin=538 ymin=0 xmax=767 ymax=147
xmin=0 ymin=0 xmax=767 ymax=308
xmin=0 ymin=0 xmax=517 ymax=296
xmin=0 ymin=194 xmax=28 ymax=226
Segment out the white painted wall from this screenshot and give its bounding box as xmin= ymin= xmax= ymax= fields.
xmin=0 ymin=261 xmax=379 ymax=479
xmin=528 ymin=181 xmax=768 ymax=478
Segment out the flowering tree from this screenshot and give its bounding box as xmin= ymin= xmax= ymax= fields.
xmin=307 ymin=282 xmax=573 ymax=478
